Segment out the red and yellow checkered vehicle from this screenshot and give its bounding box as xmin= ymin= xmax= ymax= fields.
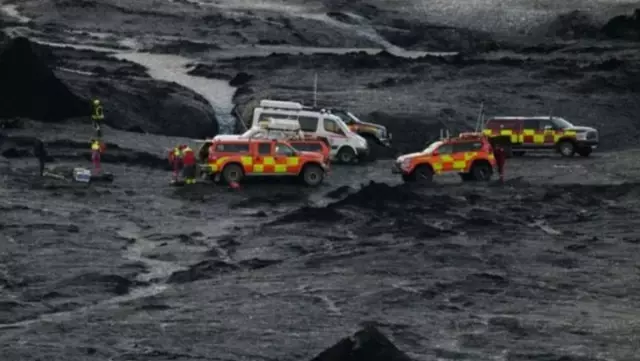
xmin=392 ymin=132 xmax=497 ymax=183
xmin=203 ymin=138 xmax=329 ymax=187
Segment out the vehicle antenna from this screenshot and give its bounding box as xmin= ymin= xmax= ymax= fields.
xmin=313 ymin=72 xmax=318 ymax=108
xmin=475 ymin=102 xmax=484 ymax=132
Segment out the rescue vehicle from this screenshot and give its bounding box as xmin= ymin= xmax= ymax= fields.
xmin=483 ymin=116 xmax=599 ymax=157
xmin=251 ymin=99 xmax=369 ymax=164
xmin=392 ymin=132 xmax=496 ymax=183
xmin=197 ymin=118 xmax=331 ymax=164
xmin=201 ymin=137 xmax=330 ymax=187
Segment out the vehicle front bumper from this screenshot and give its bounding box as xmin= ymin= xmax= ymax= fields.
xmin=391 ymin=162 xmax=406 ymax=174
xmin=356 ymin=147 xmax=370 ymax=160
xmin=379 ymin=136 xmax=392 ymax=147
xmin=576 ymin=140 xmax=599 ymax=149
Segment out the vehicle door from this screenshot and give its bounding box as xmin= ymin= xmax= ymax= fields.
xmin=433 ymin=143 xmax=454 ymax=174
xmin=321 ymin=116 xmax=347 ymax=153
xmin=253 ymin=142 xmax=274 ymax=174
xmin=538 ymin=118 xmax=557 ymax=146
xmin=274 ymin=142 xmax=299 ymax=174
xmin=452 ymin=141 xmax=482 ymax=172
xmin=522 ymin=118 xmax=541 ymax=146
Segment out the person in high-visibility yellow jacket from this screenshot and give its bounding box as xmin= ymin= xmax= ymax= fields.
xmin=91 ymin=99 xmax=104 ymax=137
xmin=91 ymin=138 xmax=105 ymax=173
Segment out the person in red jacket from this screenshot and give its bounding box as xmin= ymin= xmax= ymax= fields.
xmin=493 ymin=143 xmax=506 ymax=182
xmin=180 ymin=145 xmax=197 ymax=184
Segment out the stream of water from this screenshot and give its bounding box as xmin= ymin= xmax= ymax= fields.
xmin=1 ymin=3 xmax=456 ymax=136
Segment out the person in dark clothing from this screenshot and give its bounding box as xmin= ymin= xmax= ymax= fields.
xmin=493 ymin=143 xmax=506 ymax=182
xmin=33 ymin=139 xmax=47 ymax=176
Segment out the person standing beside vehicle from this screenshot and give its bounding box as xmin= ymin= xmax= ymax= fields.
xmin=168 ymin=145 xmax=184 ymax=182
xmin=181 ymin=145 xmax=197 ymax=184
xmin=493 ymin=142 xmax=506 ymax=182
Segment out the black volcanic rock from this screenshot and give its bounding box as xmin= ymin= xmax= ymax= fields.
xmin=0 ymin=37 xmax=89 ymax=121
xmin=602 ymin=9 xmax=640 ymax=40
xmin=309 ymin=325 xmax=413 ymax=361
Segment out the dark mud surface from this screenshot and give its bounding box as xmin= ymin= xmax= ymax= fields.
xmin=2 ymin=1 xmax=640 ymax=360
xmin=3 ymin=122 xmax=640 ymax=360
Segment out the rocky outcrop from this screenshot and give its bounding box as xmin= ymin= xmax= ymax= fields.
xmin=602 ymin=9 xmax=640 ymax=41
xmin=309 ymin=325 xmax=413 ymax=361
xmin=0 ymin=37 xmax=89 ymax=121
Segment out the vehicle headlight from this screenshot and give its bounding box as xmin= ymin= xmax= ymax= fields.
xmin=400 ymin=159 xmax=411 ymax=170
xmin=575 ymin=132 xmax=587 ymax=140
xmin=359 ymin=137 xmax=367 ymax=147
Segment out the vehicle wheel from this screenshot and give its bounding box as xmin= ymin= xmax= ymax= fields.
xmin=513 ymin=151 xmax=526 ymax=157
xmin=470 ymin=162 xmax=492 ymax=181
xmin=577 ymin=147 xmax=592 ymax=157
xmin=222 ymin=164 xmax=244 ymax=184
xmin=558 ymin=140 xmax=575 ymax=157
xmin=337 ymin=147 xmax=356 ymax=164
xmin=413 ymin=165 xmax=434 ymax=184
xmin=301 ymin=164 xmax=324 ymax=187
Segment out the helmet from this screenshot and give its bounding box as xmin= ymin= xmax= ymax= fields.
xmin=93 ymin=99 xmax=100 ymax=105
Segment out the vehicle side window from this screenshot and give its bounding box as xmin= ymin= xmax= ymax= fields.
xmin=539 ymin=119 xmax=555 ymax=130
xmin=298 ymin=116 xmax=319 ymax=132
xmin=275 ymin=143 xmax=295 ymax=156
xmin=257 ymin=143 xmax=272 ymax=155
xmin=290 ymin=143 xmax=322 ymax=152
xmin=436 ymin=144 xmax=453 ymax=154
xmin=453 ymin=142 xmax=482 ymax=153
xmin=323 ymin=118 xmax=344 ymax=135
xmin=215 ymin=143 xmax=250 ymax=152
xmin=523 ymin=119 xmax=539 ymax=129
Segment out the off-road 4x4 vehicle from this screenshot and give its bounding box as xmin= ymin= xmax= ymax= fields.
xmin=202 ymin=137 xmax=329 ymax=187
xmin=483 ymin=116 xmax=599 ymax=157
xmin=393 ymin=132 xmax=496 ymax=183
xmin=314 ymin=108 xmax=392 ymax=148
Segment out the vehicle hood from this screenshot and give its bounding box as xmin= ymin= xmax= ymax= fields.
xmin=396 ymin=152 xmax=425 ymax=162
xmin=565 ymin=126 xmax=597 ymax=132
xmin=352 ymin=121 xmax=387 ymax=132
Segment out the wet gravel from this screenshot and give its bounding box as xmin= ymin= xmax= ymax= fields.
xmin=2 ymin=1 xmax=640 ymax=360
xmin=2 ymin=126 xmax=640 ymax=360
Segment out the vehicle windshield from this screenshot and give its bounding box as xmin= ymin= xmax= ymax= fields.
xmin=422 ymin=141 xmax=443 ymax=154
xmin=552 ymin=117 xmax=574 ymax=129
xmin=346 ymin=111 xmax=361 ymax=123
xmin=330 ymin=110 xmax=357 ymax=125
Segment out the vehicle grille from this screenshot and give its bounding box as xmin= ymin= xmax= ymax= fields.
xmin=587 ymin=131 xmax=597 ymax=140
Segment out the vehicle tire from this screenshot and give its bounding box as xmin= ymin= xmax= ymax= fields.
xmin=577 ymin=147 xmax=592 ymax=157
xmin=402 ymin=173 xmax=414 ymax=182
xmin=470 ymin=162 xmax=492 ymax=181
xmin=513 ymin=151 xmax=526 ymax=157
xmin=222 ymin=164 xmax=244 ymax=184
xmin=301 ymin=164 xmax=324 ymax=187
xmin=337 ymin=147 xmax=356 ymax=164
xmin=558 ymin=140 xmax=575 ymax=157
xmin=413 ymin=165 xmax=434 ymax=184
